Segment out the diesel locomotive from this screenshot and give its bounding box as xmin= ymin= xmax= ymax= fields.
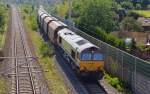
xmin=38 ymin=6 xmax=104 ymax=76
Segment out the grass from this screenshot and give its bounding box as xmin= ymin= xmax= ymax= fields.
xmin=132 ymin=10 xmax=150 ymax=17
xmin=0 ymin=34 xmax=4 ymax=49
xmin=0 ymin=76 xmax=8 ymax=94
xmin=0 ymin=4 xmax=9 ymax=49
xmin=21 ymin=5 xmax=69 ymax=94
xmin=29 ymin=31 xmax=68 ymax=94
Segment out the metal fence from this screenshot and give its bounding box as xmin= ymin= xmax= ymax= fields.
xmin=51 ymin=13 xmax=150 ymax=94
xmin=71 ymin=27 xmax=150 ymax=94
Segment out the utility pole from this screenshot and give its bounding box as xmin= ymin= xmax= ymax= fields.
xmin=68 ymin=0 xmax=72 ymax=21
xmin=68 ymin=0 xmax=74 ymax=27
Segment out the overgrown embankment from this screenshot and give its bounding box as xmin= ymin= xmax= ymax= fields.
xmin=0 ymin=3 xmax=9 ymax=94
xmin=0 ymin=4 xmax=9 ymax=53
xmin=21 ymin=5 xmax=68 ymax=94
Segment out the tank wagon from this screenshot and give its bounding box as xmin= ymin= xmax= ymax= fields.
xmin=38 ymin=7 xmax=104 ymax=77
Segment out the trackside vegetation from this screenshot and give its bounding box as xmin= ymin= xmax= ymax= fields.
xmin=104 ymin=73 xmax=132 ymax=94
xmin=21 ymin=5 xmax=68 ymax=94
xmin=0 ymin=3 xmax=9 ymax=94
xmin=0 ymin=4 xmax=9 ymax=48
xmin=0 ymin=76 xmax=8 ymax=94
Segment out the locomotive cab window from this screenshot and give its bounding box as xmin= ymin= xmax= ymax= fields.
xmin=93 ymin=53 xmax=103 ymax=60
xmin=81 ymin=53 xmax=92 ymax=60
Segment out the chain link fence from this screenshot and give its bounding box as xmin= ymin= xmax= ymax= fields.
xmin=72 ymin=27 xmax=150 ymax=94
xmin=51 ymin=13 xmax=150 ymax=94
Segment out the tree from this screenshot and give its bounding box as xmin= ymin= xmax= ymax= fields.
xmin=135 ymin=3 xmax=142 ymax=9
xmin=56 ymin=1 xmax=69 ymax=19
xmin=120 ymin=17 xmax=143 ymax=32
xmin=121 ymin=1 xmax=134 ymax=9
xmin=77 ymin=0 xmax=118 ymax=32
xmin=141 ymin=0 xmax=150 ymax=9
xmin=147 ymin=4 xmax=150 ymax=9
xmin=95 ymin=27 xmax=125 ymax=49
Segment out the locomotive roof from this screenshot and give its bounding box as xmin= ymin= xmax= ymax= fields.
xmin=58 ymin=28 xmax=97 ymax=53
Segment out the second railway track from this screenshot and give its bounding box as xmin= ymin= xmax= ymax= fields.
xmin=8 ymin=5 xmax=50 ymax=94
xmin=11 ymin=6 xmax=36 ymax=94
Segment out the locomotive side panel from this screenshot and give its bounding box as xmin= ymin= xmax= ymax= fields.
xmin=57 ymin=35 xmax=80 ymax=67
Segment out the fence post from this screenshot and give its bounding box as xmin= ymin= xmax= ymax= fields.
xmin=134 ymin=58 xmax=137 ymax=93
xmin=105 ymin=43 xmax=109 ymax=71
xmin=121 ymin=52 xmax=124 ymax=81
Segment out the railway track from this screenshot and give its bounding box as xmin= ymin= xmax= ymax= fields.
xmin=8 ymin=5 xmax=49 ymax=94
xmin=81 ymin=78 xmax=107 ymax=94
xmin=11 ymin=6 xmax=38 ymax=94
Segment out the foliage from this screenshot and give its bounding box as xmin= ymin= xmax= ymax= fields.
xmin=137 ymin=44 xmax=150 ymax=52
xmin=0 ymin=4 xmax=9 ymax=93
xmin=56 ymin=1 xmax=69 ymax=18
xmin=22 ymin=5 xmax=38 ymax=31
xmin=0 ymin=4 xmax=9 ymax=49
xmin=135 ymin=3 xmax=142 ymax=9
xmin=120 ymin=1 xmax=134 ymax=9
xmin=104 ymin=73 xmax=133 ymax=94
xmin=0 ymin=76 xmax=8 ymax=94
xmin=0 ymin=4 xmax=8 ymax=33
xmin=55 ymin=0 xmax=128 ymax=50
xmin=95 ymin=27 xmax=125 ymax=49
xmin=56 ymin=0 xmax=118 ymax=32
xmin=40 ymin=42 xmax=53 ymax=57
xmin=104 ymin=73 xmax=123 ymax=92
xmin=147 ymin=4 xmax=150 ymax=9
xmin=141 ymin=0 xmax=150 ymax=9
xmin=116 ymin=0 xmax=150 ymax=9
xmin=77 ymin=0 xmax=117 ymax=32
xmin=120 ymin=17 xmax=143 ymax=32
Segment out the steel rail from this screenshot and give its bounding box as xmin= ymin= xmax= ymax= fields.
xmin=15 ymin=7 xmax=37 ymax=94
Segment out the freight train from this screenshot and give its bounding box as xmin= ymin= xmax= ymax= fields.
xmin=37 ymin=6 xmax=104 ymax=77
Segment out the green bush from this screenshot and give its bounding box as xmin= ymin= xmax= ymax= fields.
xmin=0 ymin=4 xmax=8 ymax=33
xmin=40 ymin=42 xmax=54 ymax=57
xmin=95 ymin=27 xmax=125 ymax=49
xmin=22 ymin=5 xmax=38 ymax=31
xmin=104 ymin=73 xmax=123 ymax=92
